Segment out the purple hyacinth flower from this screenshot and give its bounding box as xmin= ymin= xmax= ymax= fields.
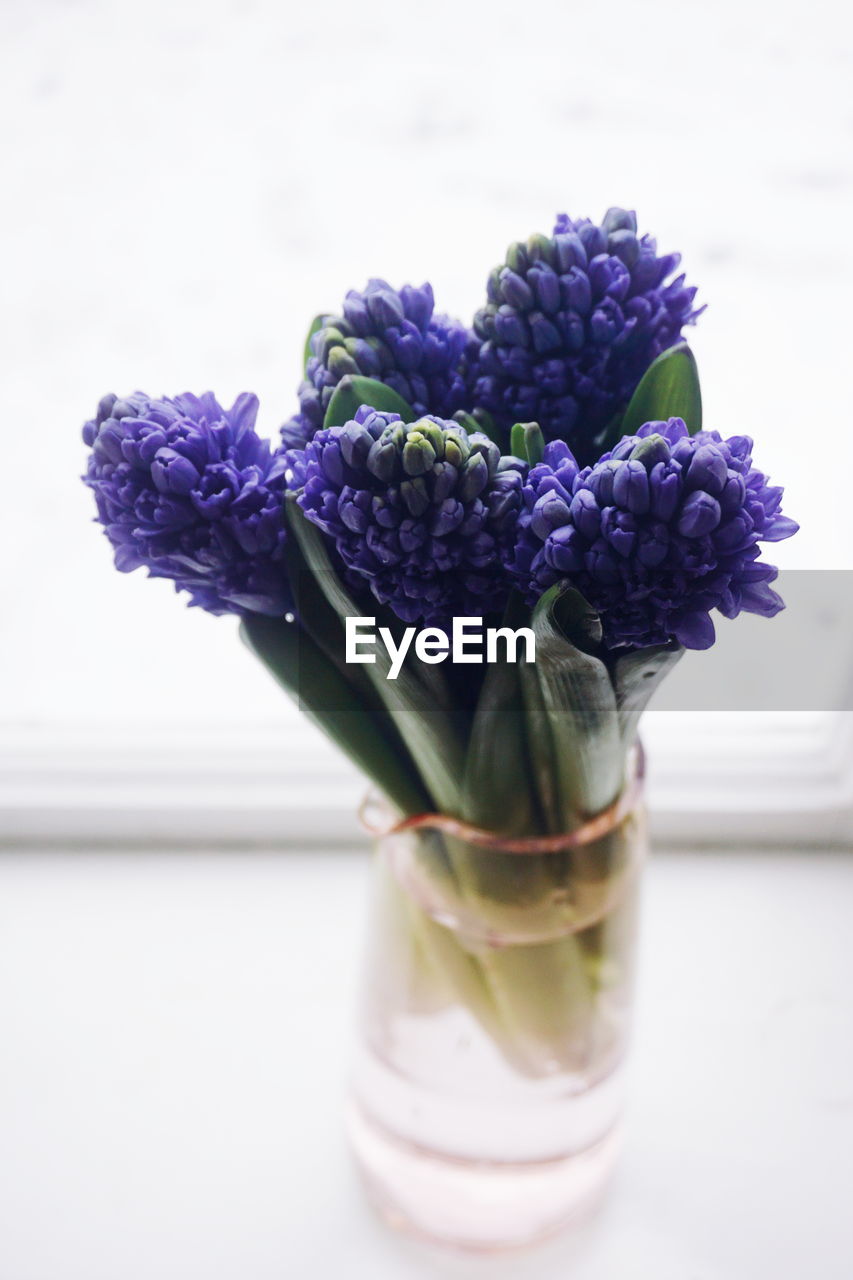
xmin=289 ymin=406 xmax=526 ymax=627
xmin=468 ymin=210 xmax=703 ymax=460
xmin=509 ymin=417 xmax=797 ymax=651
xmin=82 ymin=391 xmax=292 ymax=617
xmin=281 ymin=280 xmax=474 ymax=448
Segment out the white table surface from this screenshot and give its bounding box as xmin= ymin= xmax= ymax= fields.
xmin=0 ymin=846 xmax=851 ymax=1280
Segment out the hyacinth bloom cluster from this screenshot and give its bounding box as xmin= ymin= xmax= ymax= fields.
xmin=80 ymin=207 xmax=797 ymax=654
xmin=510 ymin=418 xmax=798 ymax=650
xmin=292 ymin=407 xmax=525 ymax=626
xmin=469 ymin=209 xmax=701 ymax=458
xmin=78 ymin=207 xmax=803 ymax=1143
xmin=281 ymin=280 xmax=472 ymax=449
xmin=83 ymin=391 xmax=292 ymax=616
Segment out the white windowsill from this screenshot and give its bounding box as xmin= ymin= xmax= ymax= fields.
xmin=2 ymin=712 xmax=850 ymax=848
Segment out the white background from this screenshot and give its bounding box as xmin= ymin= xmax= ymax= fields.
xmin=1 ymin=846 xmax=852 ymax=1279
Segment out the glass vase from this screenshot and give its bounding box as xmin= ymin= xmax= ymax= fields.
xmin=346 ymin=761 xmax=646 ymax=1252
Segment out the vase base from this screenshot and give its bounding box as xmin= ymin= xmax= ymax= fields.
xmin=346 ymin=1099 xmax=621 ymax=1254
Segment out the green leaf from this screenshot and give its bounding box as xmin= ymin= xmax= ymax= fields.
xmin=323 ymin=376 xmax=417 ymax=429
xmin=453 ymin=407 xmax=501 ymax=445
xmin=472 ymin=407 xmax=500 ymax=439
xmin=619 ymin=343 xmax=702 ymax=438
xmin=303 ymin=314 xmax=326 ymax=373
xmin=521 ymin=585 xmax=623 ymax=830
xmin=461 ymin=592 xmax=539 ymax=835
xmin=284 ymin=498 xmax=466 ymax=814
xmin=452 ymin=411 xmax=483 ymax=434
xmin=611 ymin=642 xmax=684 ymax=751
xmin=285 ymin=497 xmax=456 ymax=724
xmin=241 ymin=615 xmax=429 ymax=819
xmin=510 ymin=422 xmax=545 ymax=465
xmin=282 ymin=510 xmax=424 ymax=767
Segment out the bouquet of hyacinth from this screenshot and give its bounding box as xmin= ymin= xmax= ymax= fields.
xmin=82 ymin=209 xmax=797 ymax=1078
